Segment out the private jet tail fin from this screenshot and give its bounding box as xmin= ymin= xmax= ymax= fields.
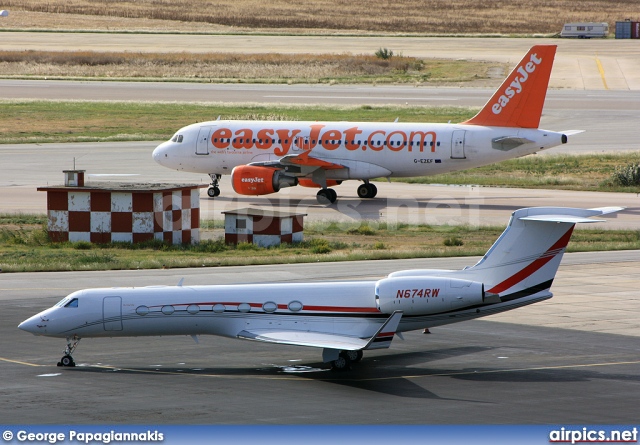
xmin=462 ymin=45 xmax=557 ymax=129
xmin=469 ymin=207 xmax=624 ymax=298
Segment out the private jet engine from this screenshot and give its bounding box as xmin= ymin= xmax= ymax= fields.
xmin=375 ymin=277 xmax=487 ymax=315
xmin=231 ymin=165 xmax=298 ymax=196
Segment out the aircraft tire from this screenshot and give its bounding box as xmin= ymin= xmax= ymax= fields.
xmin=60 ymin=355 xmax=75 ymax=367
xmin=357 ymin=183 xmax=377 ymax=199
xmin=207 ymin=187 xmax=220 ymax=198
xmin=330 ymin=351 xmax=352 ymax=371
xmin=316 ymin=188 xmax=337 ymax=205
xmin=345 ymin=350 xmax=363 ymax=363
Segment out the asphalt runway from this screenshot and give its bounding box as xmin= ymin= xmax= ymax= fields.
xmin=2 ymin=252 xmax=639 ymax=424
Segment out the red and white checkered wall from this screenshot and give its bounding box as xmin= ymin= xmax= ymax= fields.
xmin=224 ymin=212 xmax=304 ymax=247
xmin=41 ymin=187 xmax=201 ymax=244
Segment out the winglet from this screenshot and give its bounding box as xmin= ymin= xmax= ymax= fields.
xmin=462 ymin=45 xmax=557 ymax=129
xmin=364 ymin=311 xmax=403 ymax=350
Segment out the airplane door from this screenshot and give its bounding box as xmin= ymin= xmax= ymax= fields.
xmin=103 ymin=296 xmax=123 ymax=331
xmin=451 ymin=130 xmax=466 ymax=159
xmin=196 ymin=126 xmax=214 ymax=155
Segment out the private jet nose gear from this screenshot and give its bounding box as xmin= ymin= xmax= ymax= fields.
xmin=19 ymin=207 xmax=623 ymax=371
xmin=58 ymin=335 xmax=81 ymax=367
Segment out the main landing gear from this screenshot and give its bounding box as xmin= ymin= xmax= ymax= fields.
xmin=57 ymin=335 xmax=81 ymax=367
xmin=315 ymin=181 xmax=378 ymax=205
xmin=316 ymin=188 xmax=337 ymax=205
xmin=207 ymin=173 xmax=221 ymax=198
xmin=357 ymin=181 xmax=377 ymax=199
xmin=330 ymin=350 xmax=364 ymax=371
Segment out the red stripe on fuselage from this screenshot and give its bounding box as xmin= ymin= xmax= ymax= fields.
xmin=148 ymin=302 xmax=378 ymax=314
xmin=487 ymin=226 xmax=574 ymax=294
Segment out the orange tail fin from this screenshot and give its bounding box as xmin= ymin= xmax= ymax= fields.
xmin=462 ymin=45 xmax=557 ymax=129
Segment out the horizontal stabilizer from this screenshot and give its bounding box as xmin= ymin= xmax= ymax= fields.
xmin=561 ymin=130 xmax=585 ymax=136
xmin=518 ymin=207 xmax=625 ymax=223
xmin=492 ymin=136 xmax=535 ymax=151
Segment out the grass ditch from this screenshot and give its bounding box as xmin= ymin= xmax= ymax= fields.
xmin=1 ymin=214 xmax=639 ymax=273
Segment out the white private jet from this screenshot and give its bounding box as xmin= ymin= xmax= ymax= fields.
xmin=153 ymin=44 xmax=578 ymax=204
xmin=19 ymin=206 xmax=621 ymax=370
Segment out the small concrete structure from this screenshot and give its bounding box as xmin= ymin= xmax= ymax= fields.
xmin=38 ymin=173 xmax=205 ymax=244
xmin=223 ymin=208 xmax=306 ymax=247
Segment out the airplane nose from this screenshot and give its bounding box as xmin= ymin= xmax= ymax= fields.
xmin=18 ymin=313 xmax=48 ymax=335
xmin=152 ymin=143 xmax=166 ymax=165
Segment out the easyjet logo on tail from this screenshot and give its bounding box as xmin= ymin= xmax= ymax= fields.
xmin=492 ymin=53 xmax=543 ymax=115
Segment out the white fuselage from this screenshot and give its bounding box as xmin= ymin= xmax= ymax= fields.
xmin=152 ymin=120 xmax=566 ymax=179
xmin=18 ymin=275 xmax=551 ymax=341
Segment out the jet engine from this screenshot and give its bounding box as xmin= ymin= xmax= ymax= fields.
xmin=375 ymin=276 xmax=486 ymax=315
xmin=231 ymin=166 xmax=298 ymax=196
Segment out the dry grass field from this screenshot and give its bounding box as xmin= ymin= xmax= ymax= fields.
xmin=1 ymin=0 xmax=639 ymax=35
xmin=0 ymin=50 xmax=502 ymax=84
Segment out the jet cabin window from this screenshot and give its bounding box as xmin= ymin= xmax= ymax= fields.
xmin=171 ymin=134 xmax=184 ymax=143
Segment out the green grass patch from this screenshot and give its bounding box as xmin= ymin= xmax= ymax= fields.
xmin=393 ymin=152 xmax=640 ymax=192
xmin=0 ymin=100 xmax=474 ymax=144
xmin=0 ymin=218 xmax=638 ymax=273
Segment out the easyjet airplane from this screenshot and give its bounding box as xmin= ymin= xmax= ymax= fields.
xmin=152 ymin=45 xmax=578 ymax=204
xmin=19 ymin=206 xmax=621 ymax=370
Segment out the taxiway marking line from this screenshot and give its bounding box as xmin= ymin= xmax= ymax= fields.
xmin=57 ymin=360 xmax=640 ymax=381
xmin=595 ymin=57 xmax=609 ymax=90
xmin=0 ymin=356 xmax=46 ymax=367
xmin=5 ymin=357 xmax=639 ymax=380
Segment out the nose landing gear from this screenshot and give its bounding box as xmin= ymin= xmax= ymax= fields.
xmin=207 ymin=173 xmax=221 ymax=198
xmin=57 ymin=335 xmax=81 ymax=367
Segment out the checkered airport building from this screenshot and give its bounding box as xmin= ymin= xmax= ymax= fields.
xmin=38 ymin=183 xmax=205 ymax=244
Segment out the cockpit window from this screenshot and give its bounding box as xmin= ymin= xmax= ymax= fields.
xmin=64 ymin=298 xmax=79 ymax=308
xmin=171 ymin=134 xmax=184 ymax=143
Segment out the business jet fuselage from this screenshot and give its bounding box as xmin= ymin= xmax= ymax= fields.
xmin=152 ymin=45 xmax=571 ymax=203
xmin=19 ymin=206 xmax=622 ymax=370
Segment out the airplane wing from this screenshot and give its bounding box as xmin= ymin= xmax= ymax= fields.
xmin=237 ymin=311 xmax=403 ymax=351
xmin=279 ymin=151 xmax=345 ymax=170
xmin=249 ymin=150 xmax=346 ymax=173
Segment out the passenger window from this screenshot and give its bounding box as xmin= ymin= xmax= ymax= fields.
xmin=64 ymin=298 xmax=79 ymax=308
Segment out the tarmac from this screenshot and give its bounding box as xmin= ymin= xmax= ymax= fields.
xmin=2 ymin=251 xmax=639 ymax=424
